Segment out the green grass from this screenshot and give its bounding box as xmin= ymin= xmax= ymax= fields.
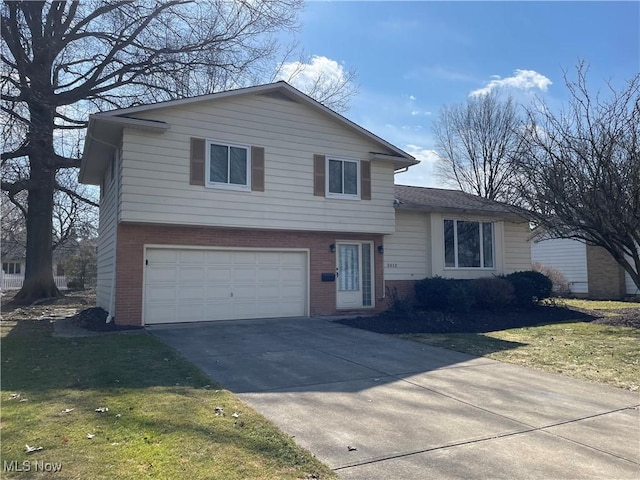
xmin=1 ymin=319 xmax=335 ymax=479
xmin=558 ymin=298 xmax=640 ymax=310
xmin=402 ymin=302 xmax=640 ymax=391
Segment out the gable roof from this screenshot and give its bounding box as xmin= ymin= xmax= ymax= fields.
xmin=394 ymin=185 xmax=528 ymax=221
xmin=80 ymin=81 xmax=417 ymax=184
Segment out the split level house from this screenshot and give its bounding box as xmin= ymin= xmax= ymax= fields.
xmin=79 ymin=81 xmax=532 ymax=326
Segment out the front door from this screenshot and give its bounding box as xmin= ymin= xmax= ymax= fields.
xmin=336 ymin=242 xmax=373 ymax=309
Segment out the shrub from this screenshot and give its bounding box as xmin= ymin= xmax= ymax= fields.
xmin=414 ymin=276 xmax=451 ymax=309
xmin=504 ymin=270 xmax=553 ymax=307
xmin=414 ymin=277 xmax=474 ymax=312
xmin=385 ymin=287 xmax=414 ymax=320
xmin=532 ymin=262 xmax=570 ymax=296
xmin=471 ymin=277 xmax=515 ymax=309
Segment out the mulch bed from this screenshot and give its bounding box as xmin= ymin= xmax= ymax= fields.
xmin=69 ymin=306 xmax=143 ymax=332
xmin=335 ymin=305 xmax=640 ymax=334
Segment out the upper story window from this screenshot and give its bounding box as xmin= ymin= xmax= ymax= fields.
xmin=444 ymin=219 xmax=494 ymax=269
xmin=206 ymin=141 xmax=250 ymax=190
xmin=327 ymin=158 xmax=359 ymax=198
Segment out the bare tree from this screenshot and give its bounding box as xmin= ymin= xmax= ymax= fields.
xmin=1 ymin=0 xmax=305 ymax=302
xmin=274 ymin=52 xmax=359 ymax=113
xmin=516 ymin=63 xmax=640 ymax=290
xmin=433 ymin=89 xmax=524 ymax=202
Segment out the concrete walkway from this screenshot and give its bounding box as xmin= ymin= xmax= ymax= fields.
xmin=148 ymin=317 xmax=639 ymax=479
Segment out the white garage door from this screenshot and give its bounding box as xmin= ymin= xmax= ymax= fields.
xmin=144 ymin=248 xmax=308 ymax=324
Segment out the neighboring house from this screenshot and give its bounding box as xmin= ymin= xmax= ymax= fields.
xmin=1 ymin=241 xmax=68 ymax=291
xmin=532 ymin=238 xmax=639 ymax=299
xmin=79 ymin=81 xmax=531 ymax=326
xmin=384 ymin=186 xmax=532 ymax=301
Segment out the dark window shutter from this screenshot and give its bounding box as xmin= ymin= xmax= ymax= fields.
xmin=190 ymin=137 xmax=205 ymax=186
xmin=251 ymin=146 xmax=265 ymax=192
xmin=361 ymin=160 xmax=371 ymax=200
xmin=314 ymin=154 xmax=325 ymax=196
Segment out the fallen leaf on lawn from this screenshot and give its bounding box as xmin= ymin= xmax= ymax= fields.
xmin=232 ymin=412 xmax=239 ymax=418
xmin=115 ymin=413 xmax=122 ymax=418
xmin=215 ymin=407 xmax=225 ymax=416
xmin=347 ymin=445 xmax=357 ymax=451
xmin=60 ymin=408 xmax=74 ymax=415
xmin=19 ymin=398 xmax=28 ymax=402
xmin=95 ymin=407 xmax=109 ymax=413
xmin=25 ymin=444 xmax=43 ymax=453
xmin=86 ymin=433 xmax=95 ymax=439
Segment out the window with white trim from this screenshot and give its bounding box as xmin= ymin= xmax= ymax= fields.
xmin=327 ymin=158 xmax=359 ymax=197
xmin=444 ymin=220 xmax=494 ymax=268
xmin=206 ymin=141 xmax=250 ymax=189
xmin=2 ymin=262 xmax=21 ymax=274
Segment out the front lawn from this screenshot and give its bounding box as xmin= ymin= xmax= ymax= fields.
xmin=1 ymin=306 xmax=334 ymax=479
xmin=339 ymin=299 xmax=640 ymax=391
xmin=404 ymin=321 xmax=639 ymax=391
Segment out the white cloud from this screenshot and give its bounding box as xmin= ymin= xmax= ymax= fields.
xmin=277 ymin=55 xmax=346 ymax=91
xmin=409 ymin=95 xmax=417 ymax=101
xmin=395 ymin=145 xmax=441 ymax=188
xmin=470 ymin=69 xmax=552 ymax=97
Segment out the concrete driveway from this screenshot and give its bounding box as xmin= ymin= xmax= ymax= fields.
xmin=148 ymin=317 xmax=639 ymax=479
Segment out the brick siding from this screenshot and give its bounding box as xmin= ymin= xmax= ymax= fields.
xmin=114 ymin=223 xmax=385 ymax=325
xmin=586 ymin=244 xmax=625 ymax=300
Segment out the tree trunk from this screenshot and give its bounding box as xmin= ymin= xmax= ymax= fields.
xmin=14 ymin=99 xmax=61 ymax=303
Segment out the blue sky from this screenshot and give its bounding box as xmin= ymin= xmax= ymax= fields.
xmin=282 ymin=1 xmax=640 ymax=187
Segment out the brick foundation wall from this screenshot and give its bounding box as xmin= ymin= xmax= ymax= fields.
xmin=383 ymin=280 xmax=418 ymax=308
xmin=586 ymin=244 xmax=625 ymax=300
xmin=114 ymin=223 xmax=385 ymax=325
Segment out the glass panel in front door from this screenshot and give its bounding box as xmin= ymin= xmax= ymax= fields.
xmin=338 ymin=244 xmax=359 ymax=291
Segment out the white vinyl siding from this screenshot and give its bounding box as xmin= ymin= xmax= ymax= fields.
xmin=119 ymin=94 xmax=397 ymax=234
xmin=531 ymin=238 xmax=588 ymax=294
xmin=502 ymin=221 xmax=533 ymax=274
xmin=96 ymin=149 xmax=120 ymax=311
xmin=384 ymin=211 xmax=430 ymax=281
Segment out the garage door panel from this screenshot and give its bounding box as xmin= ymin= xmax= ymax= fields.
xmin=282 ymin=267 xmax=305 ymax=282
xmin=146 ymin=304 xmax=177 ymax=324
xmin=179 ymin=250 xmax=206 ymax=264
xmin=146 ymin=285 xmax=177 ymax=302
xmin=148 ymin=249 xmax=178 ymax=263
xmin=234 ymin=252 xmax=258 ymax=264
xmin=177 ymin=266 xmax=205 ymax=282
xmin=178 ymin=303 xmax=205 ymax=321
xmin=257 ymin=252 xmax=281 ymax=264
xmin=206 ymin=267 xmax=232 ymax=282
xmin=144 ymin=248 xmax=307 ymax=324
xmin=206 ymin=250 xmax=232 ymax=264
xmin=257 ymin=285 xmax=280 ymax=298
xmin=147 ymin=266 xmax=178 ymax=283
xmin=177 ymin=284 xmax=205 ymax=300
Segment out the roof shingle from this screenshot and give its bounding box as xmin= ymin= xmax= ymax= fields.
xmin=394 ymin=185 xmax=527 ymax=219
